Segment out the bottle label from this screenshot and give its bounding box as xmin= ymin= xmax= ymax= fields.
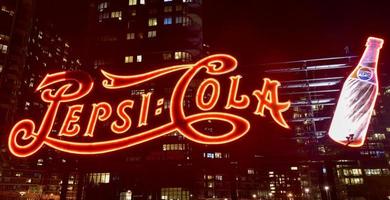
xmin=357 ymin=67 xmax=374 ymax=81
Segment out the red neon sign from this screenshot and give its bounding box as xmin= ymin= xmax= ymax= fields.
xmin=8 ymin=54 xmax=290 ymax=157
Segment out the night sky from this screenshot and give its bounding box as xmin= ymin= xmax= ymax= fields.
xmin=38 ymin=0 xmax=390 ymax=66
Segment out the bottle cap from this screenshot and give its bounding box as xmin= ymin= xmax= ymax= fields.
xmin=366 ymin=37 xmax=384 ymax=48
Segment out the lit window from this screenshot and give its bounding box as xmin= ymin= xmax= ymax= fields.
xmin=136 ymin=55 xmax=142 ymax=62
xmin=162 ymin=143 xmax=186 ymax=151
xmin=140 ymin=0 xmax=145 ymax=4
xmin=164 ymin=6 xmax=173 ymax=12
xmin=350 ymin=178 xmax=363 ymax=185
xmin=87 ymin=173 xmax=110 ymax=184
xmin=120 ymin=191 xmax=132 ymax=200
xmin=164 ymin=0 xmax=172 ymax=2
xmin=164 ymin=17 xmax=172 ymax=25
xmin=111 ymin=11 xmax=122 ymax=20
xmin=125 ymin=56 xmax=133 ymax=63
xmin=129 ymin=0 xmax=137 ymax=5
xmin=248 ymin=169 xmax=255 ymax=175
xmin=364 ymin=168 xmax=382 ymax=176
xmin=24 ymin=101 xmax=31 ymax=110
xmin=174 ymin=51 xmax=191 ymax=61
xmin=175 ymin=16 xmax=183 ymax=24
xmin=161 ymin=188 xmax=189 ymax=200
xmin=351 ymin=168 xmax=362 ymax=176
xmin=206 ymin=153 xmax=214 ymax=159
xmin=215 ymin=175 xmax=223 ymax=181
xmin=147 ymin=30 xmax=156 ymax=38
xmin=130 ymin=9 xmax=136 ymax=16
xmin=371 ymin=133 xmax=386 ymax=140
xmin=127 ymin=32 xmax=135 ymax=40
xmin=148 ymin=18 xmax=157 ymax=26
xmin=214 ymin=152 xmax=222 ymax=158
xmin=183 ymin=0 xmax=192 ymax=2
xmin=37 ymin=159 xmax=44 ymax=166
xmin=0 ymin=64 xmax=3 ymax=73
xmin=0 ymin=44 xmax=8 ymax=54
xmin=290 ymin=166 xmax=298 ymax=171
xmin=97 ymin=2 xmax=108 ymax=11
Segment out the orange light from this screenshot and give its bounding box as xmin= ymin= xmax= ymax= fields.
xmin=84 ymin=102 xmax=112 ymax=137
xmin=111 ymin=100 xmax=134 ymax=134
xmin=138 ymin=92 xmax=152 ymax=127
xmin=225 ymin=75 xmax=250 ymax=109
xmin=196 ymin=78 xmax=220 ymax=111
xmin=253 ymin=78 xmax=290 ymax=129
xmin=59 ymin=105 xmax=84 ymax=137
xmin=8 ymin=54 xmax=290 ymax=157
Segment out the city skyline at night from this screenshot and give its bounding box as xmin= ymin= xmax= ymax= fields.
xmin=1 ymin=0 xmax=390 ymax=200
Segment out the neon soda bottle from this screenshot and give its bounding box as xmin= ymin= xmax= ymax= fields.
xmin=328 ymin=37 xmax=384 ymax=147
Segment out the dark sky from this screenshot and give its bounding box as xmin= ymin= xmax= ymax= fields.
xmin=38 ymin=0 xmax=390 ymax=65
xmin=203 ymin=0 xmax=390 ymax=65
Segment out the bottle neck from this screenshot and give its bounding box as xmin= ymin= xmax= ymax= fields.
xmin=358 ymin=45 xmax=381 ymax=68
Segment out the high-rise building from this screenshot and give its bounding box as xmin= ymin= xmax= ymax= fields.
xmin=0 ymin=13 xmax=83 ymax=200
xmin=80 ymin=0 xmax=203 ymax=199
xmin=85 ymin=0 xmax=203 ymax=73
xmin=0 ymin=0 xmax=34 ymax=132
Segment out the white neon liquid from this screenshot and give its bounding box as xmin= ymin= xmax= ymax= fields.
xmin=328 ymin=73 xmax=377 ymax=146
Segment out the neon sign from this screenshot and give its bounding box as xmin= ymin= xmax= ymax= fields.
xmin=328 ymin=37 xmax=383 ymax=147
xmin=8 ymin=54 xmax=290 ymax=157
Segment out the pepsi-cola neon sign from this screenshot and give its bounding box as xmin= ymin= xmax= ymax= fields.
xmin=8 ymin=54 xmax=290 ymax=157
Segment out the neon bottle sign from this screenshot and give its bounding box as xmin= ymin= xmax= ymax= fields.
xmin=8 ymin=54 xmax=290 ymax=157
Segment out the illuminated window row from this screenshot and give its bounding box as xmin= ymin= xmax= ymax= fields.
xmin=161 ymin=187 xmax=189 ymax=200
xmin=125 ymin=55 xmax=142 ymax=63
xmin=340 ymin=168 xmax=362 ymax=177
xmin=148 ymin=16 xmax=191 ymax=27
xmin=342 ymin=177 xmax=363 ymax=185
xmin=111 ymin=11 xmax=122 ymax=20
xmin=369 ymin=133 xmax=386 ymax=141
xmin=97 ymin=11 xmax=122 ymax=22
xmin=203 ymin=152 xmax=228 ymax=159
xmin=126 ymin=31 xmax=156 ymax=40
xmin=204 ymin=174 xmax=223 ymax=181
xmin=360 ymin=150 xmax=385 ymax=158
xmin=97 ymin=2 xmax=108 ymax=11
xmin=162 ymin=143 xmax=186 ymax=151
xmin=86 ymin=173 xmax=110 ymax=184
xmin=129 ymin=0 xmax=145 ymax=6
xmin=364 ymin=168 xmax=390 ymax=176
